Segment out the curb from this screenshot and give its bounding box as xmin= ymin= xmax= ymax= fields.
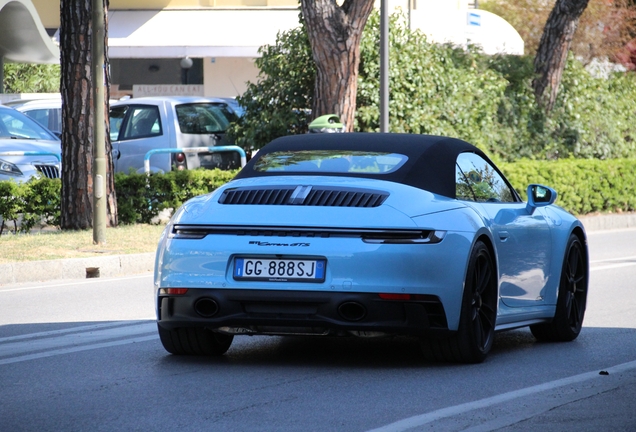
xmin=0 ymin=252 xmax=154 ymax=285
xmin=1 ymin=213 xmax=634 ymax=286
xmin=577 ymin=213 xmax=636 ymax=232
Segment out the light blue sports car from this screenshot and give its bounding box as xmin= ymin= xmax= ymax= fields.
xmin=154 ymin=133 xmax=589 ymax=363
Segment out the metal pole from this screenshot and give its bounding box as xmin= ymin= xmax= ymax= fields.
xmin=92 ymin=0 xmax=107 ymax=245
xmin=380 ymin=0 xmax=389 ymax=133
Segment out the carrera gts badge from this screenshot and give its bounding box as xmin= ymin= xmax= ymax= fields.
xmin=249 ymin=241 xmax=310 ymax=247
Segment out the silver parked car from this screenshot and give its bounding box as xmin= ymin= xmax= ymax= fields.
xmin=0 ymin=105 xmax=61 ymax=182
xmin=109 ymin=96 xmax=241 ymax=174
xmin=4 ymin=98 xmax=62 ymax=138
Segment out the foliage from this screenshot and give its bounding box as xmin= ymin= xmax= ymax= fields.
xmin=3 ymin=158 xmax=636 ymax=228
xmin=0 ymin=177 xmax=60 ymax=235
xmin=115 ymin=169 xmax=238 ymax=224
xmin=227 ymin=10 xmax=636 ymax=161
xmin=487 ymin=52 xmax=636 ymax=160
xmin=480 ymin=0 xmax=636 ymax=65
xmin=226 ymin=15 xmax=315 ymax=151
xmin=0 ymin=181 xmax=23 ymax=235
xmin=501 ymin=158 xmax=636 ymax=215
xmin=357 ymin=12 xmax=508 ymax=154
xmin=19 ymin=176 xmax=61 ymax=230
xmin=1 ymin=169 xmax=237 ymax=231
xmin=2 ymin=63 xmax=60 ymax=93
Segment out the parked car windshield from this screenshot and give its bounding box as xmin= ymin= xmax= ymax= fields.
xmin=175 ymin=103 xmax=237 ymax=134
xmin=253 ymin=150 xmax=408 ymax=174
xmin=0 ymin=107 xmax=59 ymax=141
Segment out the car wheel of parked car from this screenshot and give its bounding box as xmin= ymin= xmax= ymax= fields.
xmin=157 ymin=324 xmax=233 ymax=355
xmin=530 ymin=234 xmax=588 ymax=342
xmin=421 ymin=240 xmax=497 ymax=363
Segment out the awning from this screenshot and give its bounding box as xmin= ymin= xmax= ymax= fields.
xmin=107 ymin=8 xmax=302 ymax=59
xmin=0 ymin=0 xmax=59 ymax=63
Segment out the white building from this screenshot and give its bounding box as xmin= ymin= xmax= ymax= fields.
xmin=1 ymin=0 xmax=523 ymax=98
xmin=409 ymin=0 xmax=523 ymax=55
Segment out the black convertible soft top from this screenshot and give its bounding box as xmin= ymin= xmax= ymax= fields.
xmin=235 ymin=133 xmax=498 ymax=199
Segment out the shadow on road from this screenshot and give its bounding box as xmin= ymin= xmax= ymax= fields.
xmin=153 ymin=325 xmax=634 ymax=370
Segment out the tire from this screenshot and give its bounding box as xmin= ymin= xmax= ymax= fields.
xmin=421 ymin=240 xmax=497 ymax=363
xmin=530 ymin=234 xmax=588 ymax=342
xmin=157 ymin=324 xmax=233 ymax=356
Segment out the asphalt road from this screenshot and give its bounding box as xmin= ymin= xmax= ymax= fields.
xmin=0 ymin=228 xmax=635 ymax=431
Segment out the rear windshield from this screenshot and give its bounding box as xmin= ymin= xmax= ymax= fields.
xmin=253 ymin=150 xmax=408 ymax=174
xmin=175 ymin=103 xmax=237 ymax=134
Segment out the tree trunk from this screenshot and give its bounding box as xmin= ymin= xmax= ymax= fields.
xmin=532 ymin=0 xmax=590 ymax=112
xmin=59 ymin=0 xmax=117 ymax=229
xmin=103 ymin=1 xmax=117 ymax=227
xmin=301 ymin=0 xmax=374 ymax=132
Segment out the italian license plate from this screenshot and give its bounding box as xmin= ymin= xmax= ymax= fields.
xmin=233 ymin=257 xmax=326 ymax=282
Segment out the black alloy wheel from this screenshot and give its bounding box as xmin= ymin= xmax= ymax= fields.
xmin=531 ymin=234 xmax=588 ymax=342
xmin=421 ymin=240 xmax=497 ymax=363
xmin=466 ymin=243 xmax=498 ymax=355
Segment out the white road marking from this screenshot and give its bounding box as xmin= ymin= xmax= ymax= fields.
xmin=0 ymin=321 xmax=157 ymax=365
xmin=589 ymin=255 xmax=636 ymax=264
xmin=0 ymin=335 xmax=157 ymax=365
xmin=0 ymin=321 xmax=142 ymax=343
xmin=590 ymin=262 xmax=636 ymax=272
xmin=366 ymin=359 xmax=636 ymax=432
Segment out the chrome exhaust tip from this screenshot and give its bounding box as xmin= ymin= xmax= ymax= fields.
xmin=338 ymin=301 xmax=367 ymax=321
xmin=194 ymin=297 xmax=219 ymax=317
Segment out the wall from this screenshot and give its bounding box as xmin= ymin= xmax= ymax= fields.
xmin=26 ymin=0 xmax=522 ymax=98
xmin=203 ymin=57 xmax=259 ymax=97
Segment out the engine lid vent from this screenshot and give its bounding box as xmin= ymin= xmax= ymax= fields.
xmin=218 ymin=186 xmax=388 ymax=208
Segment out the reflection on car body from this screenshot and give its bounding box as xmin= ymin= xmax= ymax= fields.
xmin=3 ymin=98 xmax=62 ymax=138
xmin=0 ymin=105 xmax=61 ymax=182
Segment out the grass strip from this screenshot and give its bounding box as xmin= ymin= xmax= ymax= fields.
xmin=0 ymin=224 xmax=166 ymax=263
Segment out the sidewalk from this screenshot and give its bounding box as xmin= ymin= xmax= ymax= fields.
xmin=1 ymin=213 xmax=635 ymax=286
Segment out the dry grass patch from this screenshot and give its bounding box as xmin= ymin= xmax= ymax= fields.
xmin=0 ymin=224 xmax=166 ymax=263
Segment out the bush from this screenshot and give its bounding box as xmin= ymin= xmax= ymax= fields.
xmin=2 ymin=159 xmax=635 ymax=232
xmin=0 ymin=181 xmax=24 ymax=235
xmin=115 ymin=169 xmax=238 ymax=224
xmin=357 ymin=13 xmax=508 ymax=156
xmin=0 ymin=177 xmax=60 ymax=235
xmin=501 ymin=158 xmax=636 ymax=215
xmin=488 ymin=54 xmax=636 ymax=160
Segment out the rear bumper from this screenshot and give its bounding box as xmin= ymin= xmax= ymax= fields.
xmin=157 ymin=289 xmax=450 ymax=337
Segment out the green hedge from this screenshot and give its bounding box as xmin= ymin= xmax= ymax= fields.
xmin=0 ymin=177 xmax=60 ymax=235
xmin=114 ymin=168 xmax=237 ymax=224
xmin=1 ymin=160 xmax=635 ymax=233
xmin=0 ymin=169 xmax=238 ymax=232
xmin=500 ymin=159 xmax=636 ymax=215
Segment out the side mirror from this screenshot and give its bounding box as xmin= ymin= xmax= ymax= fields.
xmin=526 ymin=184 xmax=557 ymax=214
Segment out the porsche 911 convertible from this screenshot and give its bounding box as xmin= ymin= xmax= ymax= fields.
xmin=154 ymin=133 xmax=589 ymax=363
